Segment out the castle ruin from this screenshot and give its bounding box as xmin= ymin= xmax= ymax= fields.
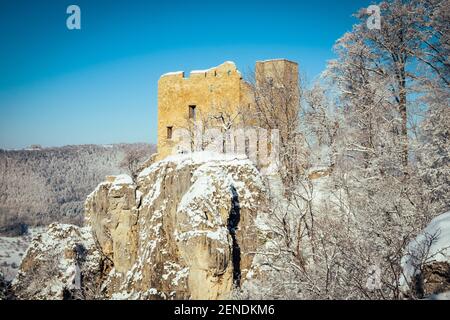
xmin=156 ymin=59 xmax=299 ymax=161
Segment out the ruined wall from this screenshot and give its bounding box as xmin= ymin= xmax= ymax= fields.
xmin=157 ymin=61 xmax=252 ymax=160
xmin=156 ymin=59 xmax=298 ymax=161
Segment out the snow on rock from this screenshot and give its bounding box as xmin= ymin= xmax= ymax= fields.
xmin=400 ymin=211 xmax=450 ymax=298
xmin=427 ymin=290 xmax=450 ymax=300
xmin=11 ymin=223 xmax=103 ymax=300
xmin=138 ymin=151 xmax=249 ymax=180
xmin=110 ymin=174 xmax=134 ymax=190
xmin=10 ymin=152 xmax=269 ymax=300
xmin=160 ymin=71 xmax=183 ymax=78
xmin=85 ymin=151 xmax=268 ymax=299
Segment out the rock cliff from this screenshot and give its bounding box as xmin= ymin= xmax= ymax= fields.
xmin=12 ymin=152 xmax=268 ymax=299
xmin=12 ymin=223 xmax=104 ymax=299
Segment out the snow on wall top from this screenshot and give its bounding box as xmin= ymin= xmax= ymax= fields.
xmin=160 ymin=71 xmax=184 ymax=78
xmin=256 ymin=58 xmax=298 ymax=64
xmin=110 ymin=174 xmax=134 ymax=190
xmin=160 ymin=61 xmax=238 ymax=79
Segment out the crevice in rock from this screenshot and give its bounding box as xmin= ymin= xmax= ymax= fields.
xmin=227 ymin=185 xmax=241 ymax=287
xmin=135 ymin=187 xmax=142 ymax=209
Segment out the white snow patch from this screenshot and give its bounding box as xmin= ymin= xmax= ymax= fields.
xmin=0 ymin=227 xmax=45 ymax=281
xmin=400 ymin=211 xmax=450 ymax=289
xmin=110 ymin=174 xmax=134 ymax=191
xmin=426 ymin=290 xmax=450 ymax=300
xmin=172 ymin=267 xmax=189 ymax=286
xmin=160 ymin=71 xmax=183 ymax=78
xmin=138 ymin=151 xmax=250 ymax=180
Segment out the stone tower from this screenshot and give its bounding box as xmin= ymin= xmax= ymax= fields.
xmin=254 ymin=59 xmax=300 ymax=143
xmin=255 ymin=59 xmax=299 ymax=117
xmin=255 ymin=59 xmax=299 ymax=90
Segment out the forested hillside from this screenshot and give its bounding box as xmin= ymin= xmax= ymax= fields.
xmin=0 ymin=143 xmax=155 ymax=233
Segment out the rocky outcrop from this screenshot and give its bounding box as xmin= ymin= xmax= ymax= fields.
xmin=12 ymin=152 xmax=268 ymax=299
xmin=419 ymin=262 xmax=450 ymax=297
xmin=401 ymin=211 xmax=450 ymax=298
xmin=85 ymin=152 xmax=267 ymax=299
xmin=11 ymin=223 xmax=104 ymax=300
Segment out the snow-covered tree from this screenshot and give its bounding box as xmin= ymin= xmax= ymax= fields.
xmin=246 ymin=0 xmax=449 ymax=300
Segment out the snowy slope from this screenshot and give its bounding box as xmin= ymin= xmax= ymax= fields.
xmin=0 ymin=228 xmax=44 ymax=281
xmin=400 ymin=211 xmax=450 ymax=289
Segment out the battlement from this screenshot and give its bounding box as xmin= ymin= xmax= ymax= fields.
xmin=159 ymin=61 xmax=241 ymax=81
xmin=257 ymin=58 xmax=298 ymax=64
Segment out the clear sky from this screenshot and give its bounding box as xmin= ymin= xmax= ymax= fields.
xmin=0 ymin=0 xmax=372 ymax=149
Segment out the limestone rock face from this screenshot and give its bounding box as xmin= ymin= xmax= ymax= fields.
xmin=85 ymin=174 xmax=139 ymax=274
xmin=85 ymin=152 xmax=267 ymax=299
xmin=11 ymin=223 xmax=104 ymax=300
xmin=11 ymin=152 xmax=267 ymax=300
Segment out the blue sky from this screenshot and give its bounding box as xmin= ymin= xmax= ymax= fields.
xmin=0 ymin=0 xmax=372 ymax=149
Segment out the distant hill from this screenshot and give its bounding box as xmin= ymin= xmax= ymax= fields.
xmin=0 ymin=143 xmax=155 ymax=233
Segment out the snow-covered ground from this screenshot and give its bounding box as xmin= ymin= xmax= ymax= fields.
xmin=0 ymin=227 xmax=45 ymax=281
xmin=400 ymin=211 xmax=450 ymax=291
xmin=426 ymin=290 xmax=450 ymax=300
